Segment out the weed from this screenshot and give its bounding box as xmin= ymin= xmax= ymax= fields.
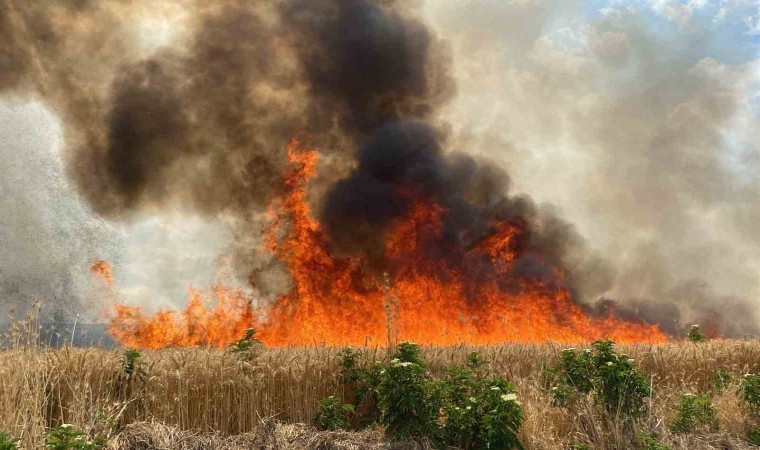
xmin=741 ymin=374 xmax=760 ymax=415
xmin=548 ymin=340 xmax=651 ymax=416
xmin=638 ymin=431 xmax=672 ymax=450
xmin=46 ymin=424 xmax=104 ymax=450
xmin=315 ymin=395 xmax=354 ymax=431
xmin=569 ymin=444 xmax=591 ymax=450
xmin=0 ymin=431 xmax=19 ymax=450
xmin=377 ymin=343 xmax=432 ymax=437
xmin=714 ymin=367 xmax=732 ymax=394
xmin=670 ymin=393 xmax=718 ymax=433
xmin=228 ymin=328 xmax=263 ymax=356
xmin=748 ymin=425 xmax=760 ymax=446
xmin=687 ymin=324 xmax=708 ymax=343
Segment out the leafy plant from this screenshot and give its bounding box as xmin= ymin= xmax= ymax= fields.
xmin=714 ymin=367 xmax=732 ymax=394
xmin=741 ymin=373 xmax=760 ymax=415
xmin=638 ymin=431 xmax=672 ymax=450
xmin=120 ymin=348 xmax=145 ymax=381
xmin=592 ymin=340 xmax=651 ymax=415
xmin=341 ymin=343 xmax=523 ymax=448
xmin=377 ymin=343 xmax=432 ymax=437
xmin=0 ymin=431 xmax=19 ymax=450
xmin=569 ymin=444 xmax=591 ymax=450
xmin=748 ymin=425 xmax=760 ymax=446
xmin=315 ymin=395 xmax=354 ymax=431
xmin=228 ymin=328 xmax=263 ymax=355
xmin=670 ymin=393 xmax=718 ymax=433
xmin=46 ymin=424 xmax=104 ymax=450
xmin=687 ymin=324 xmax=708 ymax=343
xmin=547 ymin=340 xmax=651 ymax=416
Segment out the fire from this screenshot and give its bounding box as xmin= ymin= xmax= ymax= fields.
xmin=104 ymin=140 xmax=668 ymax=348
xmin=91 ymin=260 xmax=114 ymax=288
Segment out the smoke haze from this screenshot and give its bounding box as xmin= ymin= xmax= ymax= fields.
xmin=0 ymin=0 xmax=758 ymax=335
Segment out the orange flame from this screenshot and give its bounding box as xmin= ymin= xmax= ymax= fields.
xmin=104 ymin=140 xmax=668 ymax=348
xmin=90 ymin=260 xmax=113 ymax=288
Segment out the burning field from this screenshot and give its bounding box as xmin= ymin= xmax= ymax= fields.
xmin=99 ymin=139 xmax=667 ymax=349
xmin=2 ymin=0 xmax=760 ymax=449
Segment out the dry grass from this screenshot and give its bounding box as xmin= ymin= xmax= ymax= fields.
xmin=1 ymin=333 xmax=760 ymax=449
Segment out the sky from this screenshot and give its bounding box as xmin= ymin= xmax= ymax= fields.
xmin=1 ymin=0 xmax=758 ymax=328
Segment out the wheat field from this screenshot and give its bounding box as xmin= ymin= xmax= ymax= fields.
xmin=1 ymin=324 xmax=760 ymax=450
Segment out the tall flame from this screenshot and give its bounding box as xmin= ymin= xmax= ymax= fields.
xmin=105 ymin=140 xmax=668 ymax=348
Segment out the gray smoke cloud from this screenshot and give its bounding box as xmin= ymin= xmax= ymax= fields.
xmin=1 ymin=0 xmax=758 ymax=336
xmin=424 ymin=0 xmax=760 ymax=336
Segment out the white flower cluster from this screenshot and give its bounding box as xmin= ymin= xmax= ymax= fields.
xmin=390 ymin=358 xmax=415 ymax=368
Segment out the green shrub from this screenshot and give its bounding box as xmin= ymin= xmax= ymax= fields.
xmin=46 ymin=424 xmax=104 ymax=450
xmin=337 ymin=348 xmax=384 ymax=427
xmin=120 ymin=348 xmax=145 ymax=381
xmin=741 ymin=374 xmax=760 ymax=415
xmin=377 ymin=343 xmax=432 ymax=437
xmin=341 ymin=342 xmax=524 ymax=448
xmin=315 ymin=395 xmax=354 ymax=431
xmin=670 ymin=393 xmax=718 ymax=433
xmin=569 ymin=444 xmax=591 ymax=450
xmin=592 ymin=340 xmax=651 ymax=415
xmin=687 ymin=324 xmax=708 ymax=343
xmin=548 ymin=340 xmax=651 ymax=416
xmin=748 ymin=425 xmax=760 ymax=446
xmin=0 ymin=431 xmax=19 ymax=450
xmin=638 ymin=431 xmax=672 ymax=450
xmin=228 ymin=328 xmax=263 ymax=357
xmin=714 ymin=367 xmax=732 ymax=394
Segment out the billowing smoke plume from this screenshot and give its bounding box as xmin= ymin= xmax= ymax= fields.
xmin=1 ymin=0 xmax=757 ymax=336
xmin=425 ymin=0 xmax=760 ymax=336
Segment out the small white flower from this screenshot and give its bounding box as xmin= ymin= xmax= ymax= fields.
xmin=501 ymin=393 xmax=518 ymax=402
xmin=469 ymin=397 xmax=477 ymax=403
xmin=390 ymin=358 xmax=400 ymax=364
xmin=380 ymin=370 xmax=385 ymax=374
xmin=60 ymin=424 xmax=73 ymax=429
xmin=490 ymin=386 xmax=501 ymax=391
xmin=551 ymin=386 xmax=558 ymax=391
xmin=606 ymin=361 xmax=614 ymax=366
xmin=583 ymin=349 xmax=591 ymax=353
xmin=466 ymin=406 xmax=472 ymax=410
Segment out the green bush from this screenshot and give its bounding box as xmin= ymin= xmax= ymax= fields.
xmin=338 ymin=342 xmax=524 ymax=448
xmin=0 ymin=431 xmax=19 ymax=450
xmin=687 ymin=324 xmax=708 ymax=343
xmin=741 ymin=374 xmax=760 ymax=415
xmin=638 ymin=431 xmax=672 ymax=450
xmin=547 ymin=340 xmax=651 ymax=416
xmin=714 ymin=367 xmax=732 ymax=394
xmin=670 ymin=393 xmax=718 ymax=433
xmin=228 ymin=328 xmax=263 ymax=358
xmin=46 ymin=425 xmax=104 ymax=450
xmin=748 ymin=425 xmax=760 ymax=446
xmin=315 ymin=395 xmax=354 ymax=431
xmin=569 ymin=444 xmax=591 ymax=450
xmin=377 ymin=343 xmax=433 ymax=437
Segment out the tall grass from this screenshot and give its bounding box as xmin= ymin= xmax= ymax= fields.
xmin=1 ymin=313 xmax=759 ymax=449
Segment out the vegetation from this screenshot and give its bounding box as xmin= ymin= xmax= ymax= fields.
xmin=45 ymin=425 xmax=104 ymax=450
xmin=546 ymin=339 xmax=650 ymax=415
xmin=638 ymin=431 xmax=672 ymax=450
xmin=2 ymin=323 xmax=760 ymax=448
xmin=314 ymin=395 xmax=353 ymax=431
xmin=687 ymin=324 xmax=709 ymax=343
xmin=670 ymin=394 xmax=718 ymax=433
xmin=0 ymin=431 xmax=19 ymax=450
